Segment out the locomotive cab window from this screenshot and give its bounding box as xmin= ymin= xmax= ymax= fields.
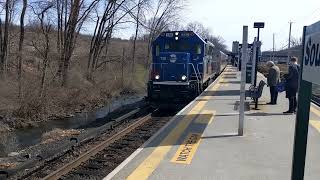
xmin=165 ymin=44 xmax=170 ymax=50
xmin=165 ymin=41 xmax=191 ymax=52
xmin=155 ymin=45 xmax=160 ymax=56
xmin=195 ymin=44 xmax=202 ymax=54
xmin=208 ymin=46 xmax=214 ymax=55
xmin=205 ymin=45 xmax=210 ymax=55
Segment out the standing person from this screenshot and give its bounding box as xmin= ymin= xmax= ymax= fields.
xmin=284 ymin=57 xmax=300 ymax=114
xmin=266 ymin=61 xmax=280 ymax=105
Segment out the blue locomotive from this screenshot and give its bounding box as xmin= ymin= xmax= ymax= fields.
xmin=147 ymin=31 xmax=228 ymax=103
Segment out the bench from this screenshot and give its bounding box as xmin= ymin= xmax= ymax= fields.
xmin=246 ymin=80 xmax=266 ymax=109
xmin=246 ymin=80 xmax=266 ymax=99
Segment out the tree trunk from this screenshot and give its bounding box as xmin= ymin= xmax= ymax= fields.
xmin=131 ymin=0 xmax=141 ymax=79
xmin=61 ymin=0 xmax=81 ymax=87
xmin=18 ymin=0 xmax=27 ymax=98
xmin=86 ymin=1 xmax=115 ymax=81
xmin=0 ymin=1 xmax=10 ymax=77
xmin=121 ymin=48 xmax=125 ymax=88
xmin=146 ymin=33 xmax=153 ymax=69
xmin=40 ymin=31 xmax=50 ymax=98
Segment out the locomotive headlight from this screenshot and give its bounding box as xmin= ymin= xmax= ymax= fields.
xmin=155 ymin=75 xmax=160 ymax=80
xmin=181 ymin=75 xmax=187 ymax=81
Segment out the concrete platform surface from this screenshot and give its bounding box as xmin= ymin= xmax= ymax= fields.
xmin=104 ymin=66 xmax=320 ymax=180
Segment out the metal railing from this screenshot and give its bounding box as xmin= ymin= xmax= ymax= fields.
xmin=189 ymin=63 xmax=201 ymax=94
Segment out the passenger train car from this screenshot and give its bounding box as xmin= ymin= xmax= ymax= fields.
xmin=147 ymin=31 xmax=228 ymax=104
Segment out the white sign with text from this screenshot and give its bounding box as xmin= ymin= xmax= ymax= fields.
xmin=302 ymin=31 xmax=320 ymax=85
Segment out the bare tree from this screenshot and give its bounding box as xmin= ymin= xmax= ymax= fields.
xmin=185 ymin=22 xmax=211 ymax=38
xmin=86 ymin=0 xmax=141 ymax=81
xmin=131 ymin=0 xmax=141 ymax=76
xmin=17 ymin=0 xmax=27 ymax=98
xmin=55 ymin=0 xmax=100 ymax=86
xmin=6 ymin=0 xmax=18 ymax=24
xmin=130 ymin=0 xmax=151 ymax=76
xmin=30 ymin=1 xmax=54 ymax=97
xmin=290 ymin=37 xmax=302 ymax=47
xmin=186 ymin=21 xmax=227 ymax=51
xmin=0 ymin=0 xmax=10 ymax=77
xmin=144 ymin=0 xmax=185 ymax=68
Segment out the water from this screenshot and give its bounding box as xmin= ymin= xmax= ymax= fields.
xmin=0 ymin=95 xmax=143 ymax=157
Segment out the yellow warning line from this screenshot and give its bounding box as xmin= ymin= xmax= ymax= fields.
xmin=171 ymin=110 xmax=216 ymax=164
xmin=200 ymin=80 xmax=222 ymax=100
xmin=126 ymin=74 xmax=222 ymax=180
xmin=212 ymin=82 xmax=222 ymax=91
xmin=308 ymin=106 xmax=320 ymax=133
xmin=170 ymin=133 xmax=202 ymax=164
xmin=310 ymin=106 xmax=320 ymax=117
xmin=195 ymin=110 xmax=216 ymax=124
xmin=310 ymin=120 xmax=320 ymax=133
xmin=126 ymin=101 xmax=206 ymax=180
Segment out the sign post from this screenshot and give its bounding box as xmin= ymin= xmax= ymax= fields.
xmin=239 ymin=26 xmax=248 ymax=136
xmin=291 ymin=21 xmax=320 ymax=180
xmin=251 ymin=38 xmax=257 ymax=85
xmin=253 ymin=22 xmax=265 ymax=87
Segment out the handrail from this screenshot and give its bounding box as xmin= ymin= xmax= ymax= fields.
xmin=188 ymin=63 xmax=201 ymax=94
xmin=196 ymin=63 xmax=203 ymax=81
xmin=197 ymin=63 xmax=204 ymax=92
xmin=188 ymin=63 xmax=199 ymax=82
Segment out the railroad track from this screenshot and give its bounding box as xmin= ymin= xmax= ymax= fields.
xmin=44 ymin=113 xmax=152 ymax=180
xmin=312 ymin=94 xmax=320 ymax=106
xmin=19 ymin=108 xmax=174 ymax=180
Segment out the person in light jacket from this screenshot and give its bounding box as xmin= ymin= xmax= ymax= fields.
xmin=284 ymin=57 xmax=300 ymax=114
xmin=266 ymin=61 xmax=280 ymax=105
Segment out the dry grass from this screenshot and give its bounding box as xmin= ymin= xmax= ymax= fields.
xmin=41 ymin=128 xmax=81 ymax=144
xmin=258 ymin=63 xmax=289 ymax=80
xmin=0 ymin=162 xmax=16 ymax=169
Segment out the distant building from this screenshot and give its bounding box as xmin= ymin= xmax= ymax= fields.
xmin=261 ymin=45 xmax=302 ymax=64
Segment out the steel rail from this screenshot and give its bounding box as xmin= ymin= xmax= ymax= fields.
xmin=311 ymin=95 xmax=320 ymax=107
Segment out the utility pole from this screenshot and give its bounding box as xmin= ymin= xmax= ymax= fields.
xmin=289 ymin=21 xmax=293 ymax=49
xmin=288 ymin=21 xmax=293 ymax=63
xmin=273 ymin=33 xmax=275 ymax=61
xmin=251 ymin=37 xmax=257 ymax=85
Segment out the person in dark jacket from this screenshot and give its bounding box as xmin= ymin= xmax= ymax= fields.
xmin=284 ymin=57 xmax=300 ymax=114
xmin=266 ymin=61 xmax=280 ymax=105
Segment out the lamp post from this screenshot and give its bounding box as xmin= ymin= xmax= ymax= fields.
xmin=253 ymin=22 xmax=265 ymax=87
xmin=252 ymin=22 xmax=265 ymax=110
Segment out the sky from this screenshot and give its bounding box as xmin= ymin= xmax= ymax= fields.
xmin=2 ymin=0 xmax=318 ymax=52
xmin=181 ymin=0 xmax=320 ymax=51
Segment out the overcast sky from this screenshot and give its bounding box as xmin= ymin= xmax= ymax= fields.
xmin=181 ymin=0 xmax=320 ymax=51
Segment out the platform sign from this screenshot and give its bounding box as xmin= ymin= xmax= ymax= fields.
xmin=254 ymin=22 xmax=265 ymax=28
xmin=302 ymin=31 xmax=320 ymax=85
xmin=291 ymin=21 xmax=320 ymax=180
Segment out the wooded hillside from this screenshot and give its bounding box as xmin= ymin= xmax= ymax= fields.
xmin=0 ymin=0 xmax=227 ymax=132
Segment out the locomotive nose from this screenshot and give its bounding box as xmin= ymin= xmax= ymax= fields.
xmin=158 ymin=52 xmax=190 ymax=81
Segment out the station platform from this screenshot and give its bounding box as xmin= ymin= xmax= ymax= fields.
xmin=105 ymin=65 xmax=320 ymax=180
